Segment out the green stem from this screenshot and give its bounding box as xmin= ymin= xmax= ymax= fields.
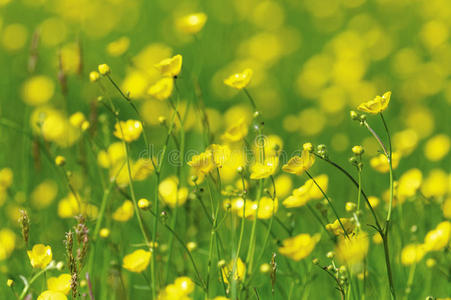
xmin=245 ymin=179 xmax=264 ymax=276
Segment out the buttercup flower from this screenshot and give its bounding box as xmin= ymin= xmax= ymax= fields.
xmin=357 ymin=91 xmax=391 ymax=114
xmin=155 ymin=55 xmax=182 ymax=77
xmin=423 ymin=221 xmax=451 ymax=252
xmin=159 ymin=176 xmax=189 ymax=208
xmin=250 ymin=156 xmax=279 ymax=180
xmin=0 ymin=229 xmax=16 ymax=260
xmin=401 ymin=244 xmax=425 ymax=265
xmin=89 ymin=71 xmax=100 ymax=82
xmin=221 ymin=258 xmax=246 ymax=284
xmin=224 ymin=68 xmax=253 ymax=90
xmin=278 ymin=233 xmax=320 ymax=261
xmin=147 ymin=77 xmax=174 ymax=100
xmin=370 ymin=152 xmax=400 ymax=173
xmin=122 ymin=249 xmax=151 ymax=273
xmin=176 ymin=12 xmax=207 ymax=34
xmin=37 ymin=290 xmax=67 ymax=300
xmin=326 ymin=218 xmax=355 ymax=236
xmin=27 ymin=244 xmax=52 ymax=269
xmin=47 ymin=273 xmax=71 ymax=295
xmin=335 ymin=232 xmax=369 ymax=265
xmin=208 ymin=144 xmax=231 ymax=167
xmin=98 ymin=63 xmax=111 ymax=75
xmin=221 ymin=118 xmax=249 ymax=143
xmin=112 ymin=200 xmax=134 ymax=222
xmin=113 ymin=120 xmax=143 ymax=142
xmin=256 ymin=196 xmax=278 ymax=219
xmin=187 ymin=151 xmax=215 ymax=176
xmin=282 ymin=150 xmax=315 ymax=176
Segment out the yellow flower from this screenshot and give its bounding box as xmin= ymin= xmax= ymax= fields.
xmin=250 ymin=156 xmax=279 ymax=180
xmin=57 ymin=193 xmax=98 ymax=219
xmin=138 ymin=198 xmax=151 ymax=210
xmin=221 ymin=258 xmax=246 ymax=284
xmin=326 ymin=218 xmax=355 ymax=236
xmin=424 ymin=134 xmax=450 ymax=161
xmin=157 ymin=276 xmax=195 ymax=299
xmin=173 ymin=276 xmax=195 ymax=295
xmin=335 ymin=232 xmax=369 ymax=265
xmin=122 ymin=249 xmax=151 ymax=273
xmin=47 ymin=273 xmax=71 ymax=295
xmin=21 ymin=75 xmax=55 ymax=106
xmin=282 ymin=175 xmax=327 ymax=208
xmin=176 ymin=12 xmax=207 ymax=34
xmin=113 ymin=120 xmax=143 ymax=142
xmin=147 ymin=77 xmax=174 ymax=101
xmin=208 ymin=144 xmax=231 ymax=168
xmin=224 ymin=68 xmax=253 ymax=90
xmin=357 ymin=91 xmax=391 ymax=114
xmin=278 ymin=233 xmax=320 ymax=261
xmin=0 ymin=229 xmax=16 ymax=260
xmin=401 ymin=244 xmax=425 ymax=265
xmin=188 ymin=151 xmax=215 ymax=175
xmin=397 ymin=168 xmax=422 ymax=203
xmin=272 ymin=174 xmax=292 ymax=199
xmin=106 ymin=36 xmax=130 ymax=57
xmin=37 ymin=291 xmax=67 ymax=300
xmin=112 ymin=200 xmax=134 ymax=222
xmin=0 ymin=168 xmax=13 ymax=188
xmin=155 ymin=55 xmax=182 ymax=77
xmin=159 ymin=176 xmax=189 ymax=208
xmin=7 ymin=279 xmax=13 ymax=287
xmin=31 ymin=180 xmax=58 ymax=209
xmin=221 ymin=118 xmax=249 ymax=143
xmin=27 ymin=244 xmax=52 ymax=269
xmin=89 ymin=71 xmax=100 ymax=82
xmin=98 ymin=64 xmax=111 ymax=75
xmin=421 ymin=169 xmax=448 ymax=198
xmin=423 ymin=221 xmax=451 ymax=252
xmin=256 ymin=196 xmax=278 ymax=219
xmin=282 ymin=150 xmax=315 ymax=176
xmin=369 ymin=152 xmax=400 ymax=173
xmin=69 ymin=112 xmax=89 ymax=131
xmin=99 ymin=228 xmax=110 ymax=238
xmin=55 ymin=155 xmax=66 ymax=166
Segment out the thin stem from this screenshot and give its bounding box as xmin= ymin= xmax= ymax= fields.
xmin=305 ymin=171 xmax=350 ymax=240
xmin=245 ymin=179 xmax=264 ymax=275
xmin=243 ymin=88 xmax=257 ymax=112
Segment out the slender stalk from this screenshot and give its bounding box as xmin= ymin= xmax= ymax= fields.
xmin=305 ymin=171 xmax=350 ymax=240
xmin=245 ymin=179 xmax=264 ymax=275
xmin=243 ymin=88 xmax=257 ymax=112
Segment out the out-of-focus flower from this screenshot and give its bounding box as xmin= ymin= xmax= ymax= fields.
xmin=157 ymin=276 xmax=195 ymax=299
xmin=138 ymin=198 xmax=151 ymax=210
xmin=0 ymin=229 xmax=16 ymax=260
xmin=282 ymin=174 xmax=328 ymax=208
xmin=424 ymin=134 xmax=450 ymax=161
xmin=37 ymin=290 xmax=67 ymax=300
xmin=282 ymin=150 xmax=315 ymax=176
xmin=221 ymin=258 xmax=246 ymax=285
xmin=326 ymin=218 xmax=355 ymax=236
xmin=250 ymin=156 xmax=279 ymax=180
xmin=357 ymin=91 xmax=391 ymax=114
xmin=421 ymin=169 xmax=448 ymax=198
xmin=112 ymin=200 xmax=134 ymax=222
xmin=27 ymin=244 xmax=52 ymax=269
xmin=221 ymin=118 xmax=249 ymax=143
xmin=256 ymin=196 xmax=278 ymax=219
xmin=122 ymin=249 xmax=151 ymax=273
xmin=113 ymin=120 xmax=143 ymax=142
xmin=188 ymin=151 xmax=215 ymax=176
xmin=335 ymin=232 xmax=369 ymax=266
xmin=176 ymin=12 xmax=207 ymax=34
xmin=155 ymin=55 xmax=182 ymax=77
xmin=401 ymin=244 xmax=425 ymax=265
xmin=47 ymin=273 xmax=71 ymax=295
xmin=89 ymin=71 xmax=100 ymax=82
xmin=278 ymin=233 xmax=320 ymax=261
xmin=69 ymin=112 xmax=89 ymax=131
xmin=369 ymin=152 xmax=400 ymax=173
xmin=99 ymin=228 xmax=110 ymax=238
xmin=423 ymin=221 xmax=451 ymax=252
xmin=224 ymin=68 xmax=253 ymax=90
xmin=98 ymin=64 xmax=111 ymax=75
xmin=159 ymin=176 xmax=188 ymax=208
xmin=397 ymin=168 xmax=422 ymax=203
xmin=106 ymin=36 xmax=130 ymax=57
xmin=57 ymin=193 xmax=98 ymax=219
xmin=31 ymin=180 xmax=58 ymax=209
xmin=147 ymin=77 xmax=174 ymax=100
xmin=21 ymin=76 xmax=54 ymax=106
xmin=208 ymin=144 xmax=231 ymax=168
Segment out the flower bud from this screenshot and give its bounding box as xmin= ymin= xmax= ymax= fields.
xmin=350 ymin=110 xmax=359 ymax=120
xmin=326 ymin=251 xmax=334 ymax=259
xmin=352 ymin=145 xmax=364 ymax=155
xmin=138 ymin=198 xmax=151 ymax=210
xmin=98 ymin=64 xmax=111 ymax=75
xmin=55 ymin=155 xmax=66 ymax=166
xmin=6 ymin=279 xmax=13 ymax=287
xmin=89 ymin=71 xmax=100 ymax=82
xmin=345 ymin=202 xmax=356 ymax=212
xmin=303 ymin=142 xmax=313 ymax=152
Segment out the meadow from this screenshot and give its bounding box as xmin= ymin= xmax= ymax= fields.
xmin=0 ymin=0 xmax=450 ymax=299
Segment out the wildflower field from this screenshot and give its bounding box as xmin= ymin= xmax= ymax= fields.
xmin=1 ymin=0 xmax=450 ymax=299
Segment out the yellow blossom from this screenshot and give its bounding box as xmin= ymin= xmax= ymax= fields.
xmin=357 ymin=91 xmax=391 ymax=114
xmin=112 ymin=200 xmax=134 ymax=222
xmin=106 ymin=36 xmax=130 ymax=57
xmin=159 ymin=176 xmax=188 ymax=208
xmin=176 ymin=12 xmax=207 ymax=34
xmin=423 ymin=221 xmax=451 ymax=252
xmin=99 ymin=228 xmax=110 ymax=238
xmin=21 ymin=76 xmax=55 ymax=106
xmin=138 ymin=198 xmax=151 ymax=209
xmin=27 ymin=244 xmax=52 ymax=269
xmin=224 ymin=68 xmax=253 ymax=90
xmin=369 ymin=152 xmax=400 ymax=173
xmin=421 ymin=169 xmax=448 ymax=198
xmin=397 ymin=168 xmax=422 ymax=203
xmin=155 ymin=55 xmax=182 ymax=77
xmin=282 ymin=150 xmax=315 ymax=176
xmin=147 ymin=77 xmax=174 ymax=101
xmin=256 ymin=196 xmax=278 ymax=219
xmin=31 ymin=180 xmax=58 ymax=209
xmin=89 ymin=71 xmax=100 ymax=82
xmin=401 ymin=244 xmax=425 ymax=265
xmin=37 ymin=291 xmax=67 ymax=300
xmin=424 ymin=134 xmax=450 ymax=161
xmin=282 ymin=175 xmax=327 ymax=208
xmin=326 ymin=218 xmax=355 ymax=236
xmin=113 ymin=120 xmax=143 ymax=142
xmin=221 ymin=258 xmax=246 ymax=284
xmin=57 ymin=193 xmax=98 ymax=219
xmin=98 ymin=64 xmax=110 ymax=75
xmin=0 ymin=229 xmax=16 ymax=260
xmin=335 ymin=232 xmax=369 ymax=265
xmin=221 ymin=118 xmax=249 ymax=143
xmin=208 ymin=144 xmax=231 ymax=167
xmin=122 ymin=249 xmax=151 ymax=273
xmin=250 ymin=156 xmax=279 ymax=180
xmin=279 ymin=233 xmax=320 ymax=261
xmin=47 ymin=273 xmax=71 ymax=295
xmin=187 ymin=151 xmax=215 ymax=175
